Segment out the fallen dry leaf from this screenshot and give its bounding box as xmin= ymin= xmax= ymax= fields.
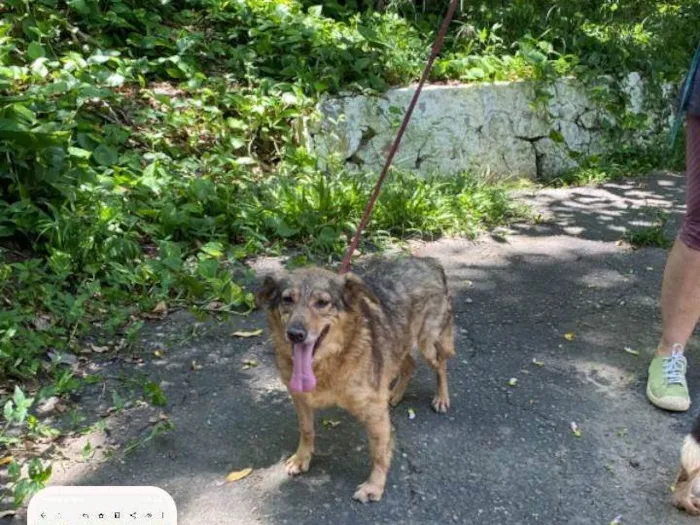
xmin=154 ymin=349 xmax=164 ymax=358
xmin=532 ymin=358 xmax=545 ymax=367
xmin=623 ymin=347 xmax=640 ymax=356
xmin=242 ymin=359 xmax=259 ymax=370
xmin=191 ymin=360 xmax=202 ymax=371
xmin=571 ymin=421 xmax=582 ymax=438
xmin=564 ymin=332 xmax=575 ymax=342
xmin=142 ymin=301 xmax=169 ymax=319
xmin=91 ymin=344 xmax=109 ymax=353
xmin=152 ymin=301 xmax=168 ymax=314
xmin=408 ymin=408 xmax=416 ymax=420
xmin=226 ymin=467 xmax=253 ymax=482
xmin=206 ymin=301 xmax=225 ymax=311
xmin=507 ymin=378 xmax=518 ymax=387
xmin=33 ymin=314 xmax=52 ymax=331
xmin=322 ymin=418 xmax=341 ymax=429
xmin=232 ymin=329 xmax=263 ymax=338
xmin=0 ymin=455 xmax=13 ymax=466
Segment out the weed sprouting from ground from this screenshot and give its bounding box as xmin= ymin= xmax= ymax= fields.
xmin=625 ymin=210 xmax=673 ymax=249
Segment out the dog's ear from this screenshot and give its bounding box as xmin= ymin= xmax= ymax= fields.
xmin=342 ymin=272 xmax=378 ymax=308
xmin=255 ymin=274 xmax=281 ymax=310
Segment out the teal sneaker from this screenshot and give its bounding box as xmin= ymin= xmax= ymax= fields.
xmin=646 ymin=348 xmax=691 ymax=412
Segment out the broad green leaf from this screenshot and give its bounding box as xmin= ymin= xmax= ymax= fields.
xmin=106 ymin=73 xmax=125 ymax=87
xmin=3 ymin=400 xmax=13 ymax=422
xmin=466 ymin=67 xmax=485 ymax=80
xmin=93 ymin=144 xmax=118 ymax=166
xmin=87 ymin=52 xmax=112 ymax=65
xmin=197 ymin=258 xmax=219 ymax=279
xmin=226 ymin=118 xmax=246 ymax=130
xmin=30 ymin=58 xmax=49 ymax=77
xmin=68 ymin=147 xmax=92 ymax=159
xmin=7 ymin=461 xmax=20 ymax=482
xmin=140 ymin=162 xmax=164 ymax=194
xmin=10 ymin=104 xmax=36 ymax=124
xmin=274 ymin=220 xmax=298 ymax=238
xmin=27 ymin=42 xmax=45 ymax=60
xmin=13 ymin=479 xmax=32 ymax=506
xmin=13 ymin=386 xmax=25 ymax=408
xmin=200 ymin=242 xmax=224 ymax=258
xmin=281 ymin=92 xmax=297 ymax=105
xmin=229 ymin=136 xmax=245 ymax=149
xmin=45 ymin=81 xmax=69 ymax=95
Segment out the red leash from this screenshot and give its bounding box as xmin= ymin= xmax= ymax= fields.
xmin=339 ymin=0 xmax=459 ymax=274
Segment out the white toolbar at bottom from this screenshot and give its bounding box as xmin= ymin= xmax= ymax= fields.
xmin=27 ymin=486 xmax=177 ymax=525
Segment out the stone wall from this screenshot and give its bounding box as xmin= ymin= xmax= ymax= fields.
xmin=309 ymin=73 xmax=669 ymax=181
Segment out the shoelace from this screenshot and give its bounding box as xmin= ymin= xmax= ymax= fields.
xmin=663 ymin=349 xmax=687 ymax=385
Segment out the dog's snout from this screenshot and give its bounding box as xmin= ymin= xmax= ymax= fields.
xmin=286 ymin=323 xmax=307 ymax=344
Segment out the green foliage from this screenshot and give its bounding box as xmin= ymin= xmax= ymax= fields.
xmin=0 ymin=0 xmax=529 ymax=383
xmin=0 ymin=0 xmax=693 ymax=384
xmin=1 ymin=387 xmax=56 ymax=506
xmin=625 ymin=209 xmax=673 ymax=249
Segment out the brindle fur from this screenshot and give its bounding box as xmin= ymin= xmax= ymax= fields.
xmin=255 ymin=256 xmax=455 ymax=503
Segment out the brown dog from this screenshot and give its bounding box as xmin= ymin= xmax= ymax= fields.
xmin=255 ymin=256 xmax=455 ymax=503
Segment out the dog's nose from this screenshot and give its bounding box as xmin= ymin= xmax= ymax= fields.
xmin=287 ymin=325 xmax=307 ymax=344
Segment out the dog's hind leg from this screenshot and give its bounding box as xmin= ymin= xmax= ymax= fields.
xmin=285 ymin=395 xmax=315 ymax=476
xmin=420 ymin=308 xmax=455 ymax=414
xmin=389 ymin=355 xmax=416 ymax=407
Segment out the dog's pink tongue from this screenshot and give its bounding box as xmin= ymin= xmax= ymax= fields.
xmin=289 ymin=343 xmax=316 ymax=392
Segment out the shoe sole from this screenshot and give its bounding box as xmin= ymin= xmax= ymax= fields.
xmin=647 ymin=382 xmax=691 ymax=412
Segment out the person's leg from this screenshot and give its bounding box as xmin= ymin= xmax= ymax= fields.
xmin=647 ymin=114 xmax=700 ymax=412
xmin=656 ymin=239 xmax=700 ymax=357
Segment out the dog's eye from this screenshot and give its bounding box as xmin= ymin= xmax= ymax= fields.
xmin=315 ymin=299 xmax=330 ymax=309
xmin=282 ymin=295 xmax=294 ymax=305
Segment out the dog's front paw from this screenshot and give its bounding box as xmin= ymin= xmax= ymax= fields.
xmin=673 ymin=482 xmax=700 ymax=516
xmin=431 ymin=394 xmax=450 ymax=413
xmin=285 ymin=453 xmax=311 ymax=476
xmin=674 ymin=494 xmax=700 ymax=516
xmin=353 ymin=481 xmax=384 ymax=503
